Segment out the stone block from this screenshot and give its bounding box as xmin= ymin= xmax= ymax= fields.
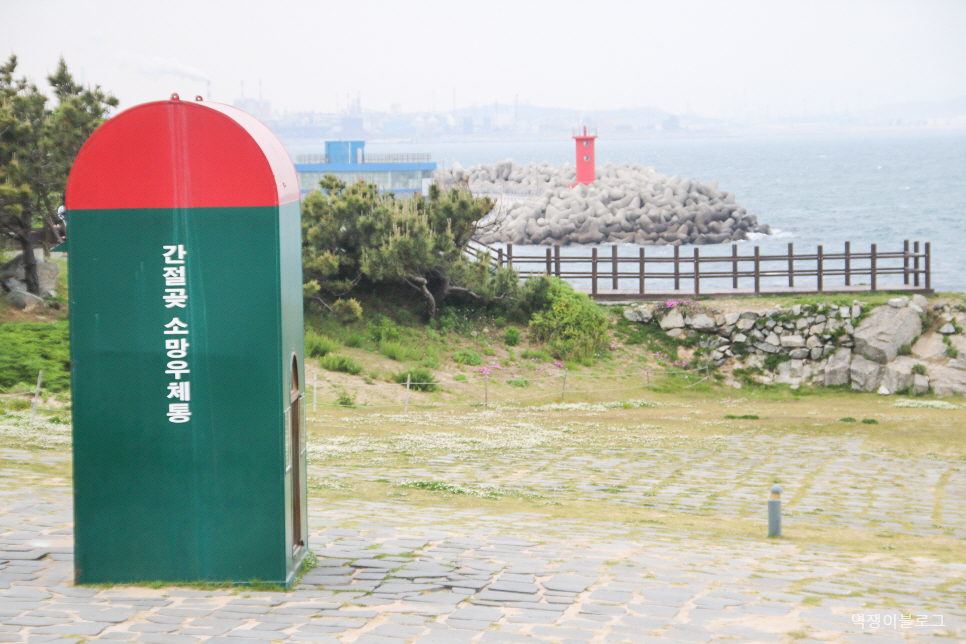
xmin=879 ymin=357 xmax=917 ymax=395
xmin=850 ymin=355 xmax=883 ymax=392
xmin=913 ymin=294 xmax=929 ymax=309
xmin=912 ymin=333 xmax=946 ymax=360
xmin=810 ymin=347 xmax=824 ymax=361
xmin=789 ymin=348 xmax=809 ymax=359
xmin=736 ymin=318 xmax=756 ymax=331
xmin=724 ymin=312 xmax=740 ymax=326
xmin=5 ymin=289 xmax=44 ymax=311
xmin=688 ymin=313 xmax=716 ymax=330
xmin=780 ymin=335 xmax=805 ymax=348
xmin=765 ymin=333 xmax=781 ymax=346
xmin=853 ymin=304 xmax=922 ymax=364
xmin=659 ymin=308 xmax=685 ymax=330
xmin=825 ymin=348 xmax=851 ymax=386
xmin=912 ymin=374 xmax=930 ymax=395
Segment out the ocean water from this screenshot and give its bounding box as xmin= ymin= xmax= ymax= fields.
xmin=365 ymin=132 xmax=966 ymax=292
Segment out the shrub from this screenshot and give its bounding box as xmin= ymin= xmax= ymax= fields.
xmin=453 ymin=348 xmax=482 ymax=366
xmin=898 ymin=343 xmax=912 ymax=356
xmin=946 ymin=345 xmax=959 ymax=360
xmin=393 ymin=368 xmax=438 ymax=392
xmin=368 ymin=316 xmax=401 ymax=342
xmin=912 ymin=364 xmax=927 ymax=376
xmin=521 ymin=348 xmax=551 ymax=361
xmin=861 ymin=418 xmax=878 ymax=424
xmin=504 ymin=327 xmax=521 ymax=346
xmin=380 ymin=340 xmax=416 ymax=362
xmin=840 ymin=417 xmax=857 ymax=422
xmin=525 ymin=278 xmax=607 ymax=361
xmin=763 ymin=354 xmax=791 ymax=372
xmin=483 ymin=346 xmax=495 ymax=356
xmin=333 ymin=387 xmax=355 ymax=406
xmin=332 ymin=298 xmax=363 ymax=322
xmin=320 ymin=354 xmax=363 ymax=375
xmin=305 ymin=331 xmax=339 ymax=358
xmin=420 ymin=357 xmax=439 ymax=369
xmin=453 ymin=374 xmax=468 ymax=382
xmin=507 ymin=377 xmax=530 ymax=387
xmin=0 ymin=321 xmax=71 ymax=392
xmin=343 ymin=332 xmax=366 ymax=348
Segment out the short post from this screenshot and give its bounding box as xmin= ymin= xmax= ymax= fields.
xmin=817 ymin=245 xmax=824 ymax=292
xmin=844 ymin=241 xmax=851 ymax=286
xmin=693 ymin=247 xmax=700 ymax=296
xmin=545 ymin=248 xmax=552 ymax=275
xmin=554 ymin=245 xmax=561 ymax=277
xmin=405 ymin=373 xmax=411 ymax=413
xmin=925 ymin=242 xmax=931 ymax=291
xmin=731 ymin=244 xmax=738 ymax=290
xmin=903 ymin=239 xmax=910 ymax=285
xmin=31 ymin=369 xmax=43 ymax=417
xmin=787 ymin=243 xmax=794 ymax=287
xmin=753 ymin=246 xmax=761 ymax=295
xmin=870 ymin=243 xmax=877 ymax=291
xmin=768 ymin=485 xmax=782 ymax=537
xmin=484 ymin=374 xmax=489 ymax=408
xmin=507 ymin=243 xmax=513 ymax=270
xmin=591 ymin=247 xmax=598 ymax=296
xmin=673 ymin=245 xmax=681 ymax=291
xmin=497 ymin=248 xmax=504 ymax=268
xmin=638 ymin=247 xmax=645 ymax=295
xmin=612 ymin=245 xmax=619 ymax=290
xmin=313 ymin=373 xmax=318 ymax=413
xmin=913 ymin=241 xmax=920 ymax=287
xmin=561 ymin=370 xmax=567 ymax=401
xmin=646 ymin=370 xmax=650 ymax=386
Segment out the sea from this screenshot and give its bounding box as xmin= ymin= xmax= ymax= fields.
xmin=362 ymin=131 xmax=966 ymax=293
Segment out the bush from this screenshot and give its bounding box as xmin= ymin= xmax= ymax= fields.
xmin=483 ymin=346 xmax=495 ymax=356
xmin=507 ymin=377 xmax=530 ymax=387
xmin=333 ymin=387 xmax=356 ymax=406
xmin=332 ymin=298 xmax=363 ymax=322
xmin=898 ymin=343 xmax=912 ymax=356
xmin=320 ymin=354 xmax=363 ymax=375
xmin=525 ymin=277 xmax=608 ymax=361
xmin=452 ymin=348 xmax=482 ymax=366
xmin=861 ymin=418 xmax=878 ymax=424
xmin=521 ymin=348 xmax=551 ymax=361
xmin=912 ymin=364 xmax=927 ymax=376
xmin=504 ymin=327 xmax=521 ymax=346
xmin=840 ymin=417 xmax=857 ymax=422
xmin=368 ymin=316 xmax=401 ymax=342
xmin=763 ymin=354 xmax=791 ymax=372
xmin=305 ymin=331 xmax=339 ymax=358
xmin=453 ymin=374 xmax=468 ymax=382
xmin=0 ymin=321 xmax=71 ymax=392
xmin=393 ymin=368 xmax=438 ymax=392
xmin=343 ymin=332 xmax=366 ymax=348
xmin=380 ymin=340 xmax=416 ymax=362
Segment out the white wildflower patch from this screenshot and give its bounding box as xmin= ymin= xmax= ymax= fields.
xmin=0 ymin=411 xmax=72 ymax=449
xmin=893 ymin=399 xmax=959 ymax=410
xmin=523 ymin=400 xmax=658 ymax=412
xmin=395 ymin=480 xmax=503 ymax=500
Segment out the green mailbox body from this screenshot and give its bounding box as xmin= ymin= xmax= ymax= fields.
xmin=65 ymin=95 xmax=308 ymax=585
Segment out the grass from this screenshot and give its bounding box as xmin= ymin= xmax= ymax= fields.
xmin=392 ymin=368 xmax=438 ymax=392
xmin=319 ymin=354 xmax=364 ymax=375
xmin=452 ymin=348 xmax=482 ymax=366
xmin=0 ymin=320 xmax=70 ymax=392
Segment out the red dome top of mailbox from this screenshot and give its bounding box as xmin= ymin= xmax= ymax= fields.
xmin=66 ymin=95 xmax=299 ymax=210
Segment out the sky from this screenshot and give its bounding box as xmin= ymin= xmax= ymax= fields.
xmin=3 ymin=0 xmax=965 ymax=119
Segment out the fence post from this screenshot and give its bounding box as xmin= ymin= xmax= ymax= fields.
xmin=612 ymin=245 xmax=619 ymax=290
xmin=754 ymin=246 xmax=761 ymax=295
xmin=870 ymin=243 xmax=877 ymax=292
xmin=31 ymin=370 xmax=43 ymax=417
xmin=817 ymin=245 xmax=824 ymax=292
xmin=674 ymin=245 xmax=681 ymax=291
xmin=639 ymin=247 xmax=645 ymax=295
xmin=913 ymin=241 xmax=920 ymax=287
xmin=313 ymin=373 xmax=317 ymax=413
xmin=545 ymin=248 xmax=552 ymax=276
xmin=768 ymin=485 xmax=782 ymax=538
xmin=925 ymin=242 xmax=931 ymax=291
xmin=405 ymin=373 xmax=410 ymax=413
xmin=561 ymin=370 xmax=567 ymax=401
xmin=591 ymin=247 xmax=598 ymax=296
xmin=507 ymin=243 xmax=513 ymax=270
xmin=903 ymin=240 xmax=910 ymax=285
xmin=731 ymin=244 xmax=738 ymax=290
xmin=498 ymin=248 xmax=504 ymax=268
xmin=787 ymin=243 xmax=794 ymax=287
xmin=646 ymin=370 xmax=650 ymax=387
xmin=554 ymin=245 xmax=561 ymax=277
xmin=484 ymin=374 xmax=489 ymax=408
xmin=694 ymin=248 xmax=700 ymax=296
xmin=844 ymin=241 xmax=851 ymax=286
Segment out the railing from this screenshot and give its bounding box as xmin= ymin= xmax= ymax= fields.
xmin=295 ymin=153 xmax=431 ymax=164
xmin=470 ymin=240 xmax=933 ymax=300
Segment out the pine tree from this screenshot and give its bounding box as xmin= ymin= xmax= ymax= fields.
xmin=0 ymin=55 xmax=118 ymax=295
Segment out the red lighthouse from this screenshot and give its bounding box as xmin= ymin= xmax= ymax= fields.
xmin=573 ymin=126 xmax=598 ymax=185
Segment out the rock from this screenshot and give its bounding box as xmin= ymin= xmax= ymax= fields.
xmin=887 ymin=296 xmax=909 ymax=308
xmin=0 ymin=255 xmax=60 ymax=297
xmin=938 ymin=323 xmax=956 ymax=335
xmin=754 ymin=341 xmax=781 ymax=354
xmin=724 ymin=312 xmax=741 ymax=326
xmin=659 ymin=308 xmax=685 ymax=330
xmin=928 ymin=366 xmax=966 ymax=397
xmin=912 ymin=374 xmax=930 ymax=395
xmin=666 ymin=328 xmax=684 ymax=338
xmin=877 ymin=384 xmax=890 ymax=395
xmin=5 ymin=289 xmax=45 ymax=311
xmin=780 ymin=335 xmax=805 ymax=348
xmin=912 ymin=294 xmax=929 ymax=309
xmin=623 ymin=307 xmax=653 ymax=323
xmin=806 ymin=335 xmax=822 ymax=348
xmin=912 ymin=333 xmax=947 ymax=360
xmin=732 ymin=332 xmax=748 ymax=344
xmin=879 ymin=357 xmax=917 ymax=395
xmin=789 ymin=348 xmax=809 ymax=359
xmin=765 ymin=332 xmax=781 ymax=346
xmin=736 ymin=318 xmax=756 ymax=331
xmin=810 ymin=347 xmax=824 ymax=361
xmin=850 ymin=355 xmax=883 ymax=392
xmin=825 ymin=348 xmax=852 ymax=386
xmin=853 ymin=305 xmax=922 ymax=364
xmin=688 ymin=313 xmax=716 ymax=331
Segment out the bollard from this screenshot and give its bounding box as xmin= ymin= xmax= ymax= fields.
xmin=768 ymin=484 xmax=782 ymax=537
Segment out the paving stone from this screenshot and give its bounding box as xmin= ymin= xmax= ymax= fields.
xmin=542 ymin=575 xmax=596 ymax=593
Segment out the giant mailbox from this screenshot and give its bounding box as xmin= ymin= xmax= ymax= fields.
xmin=65 ymin=94 xmax=308 ymax=585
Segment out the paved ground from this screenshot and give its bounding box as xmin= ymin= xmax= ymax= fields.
xmin=1 ymin=400 xmax=965 ymax=643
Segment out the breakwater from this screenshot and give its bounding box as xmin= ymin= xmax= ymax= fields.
xmin=436 ymin=160 xmax=772 ymax=246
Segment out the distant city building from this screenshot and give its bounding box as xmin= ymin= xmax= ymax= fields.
xmin=295 ymin=140 xmax=436 ymax=195
xmin=232 ymin=97 xmax=272 ymax=122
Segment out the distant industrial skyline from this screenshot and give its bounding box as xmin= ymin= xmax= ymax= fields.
xmin=4 ymin=0 xmax=965 ymax=122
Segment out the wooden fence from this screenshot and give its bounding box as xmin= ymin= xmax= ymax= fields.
xmin=470 ymin=240 xmax=933 ymax=300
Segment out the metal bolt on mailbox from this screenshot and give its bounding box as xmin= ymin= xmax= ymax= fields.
xmin=64 ymin=94 xmax=307 ymax=585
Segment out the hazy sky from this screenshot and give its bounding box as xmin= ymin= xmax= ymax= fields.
xmin=3 ymin=0 xmax=965 ymax=118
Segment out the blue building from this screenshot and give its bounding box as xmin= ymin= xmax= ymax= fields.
xmin=295 ymin=141 xmax=436 ymax=195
